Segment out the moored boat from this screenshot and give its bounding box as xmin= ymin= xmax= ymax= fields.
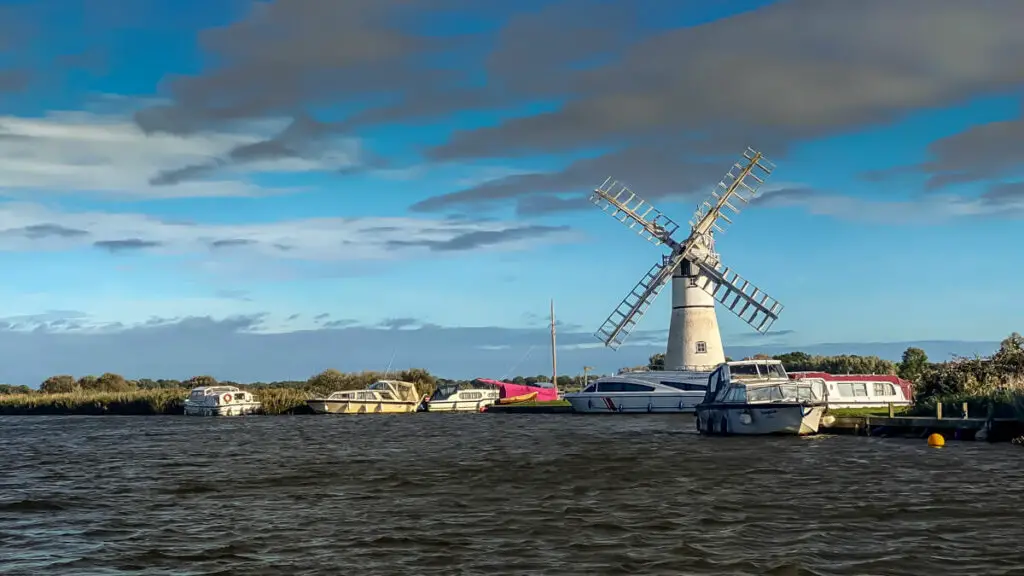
xmin=496 ymin=391 xmax=537 ymax=405
xmin=695 ymin=360 xmax=827 ymax=435
xmin=306 ymin=380 xmax=423 ymax=414
xmin=562 ymin=368 xmax=709 ymax=414
xmin=425 ymin=381 xmax=499 ymax=412
xmin=183 ymin=385 xmax=262 ymax=416
xmin=788 ymin=371 xmax=913 ymax=409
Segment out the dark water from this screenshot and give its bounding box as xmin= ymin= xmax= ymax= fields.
xmin=2 ymin=415 xmax=1024 ymax=576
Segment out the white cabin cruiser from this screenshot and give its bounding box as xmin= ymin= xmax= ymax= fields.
xmin=183 ymin=385 xmax=262 ymax=416
xmin=425 ymin=381 xmax=499 ymax=412
xmin=563 ymin=368 xmax=710 ymax=414
xmin=788 ymin=372 xmax=913 ymax=410
xmin=695 ymin=360 xmax=827 ymax=436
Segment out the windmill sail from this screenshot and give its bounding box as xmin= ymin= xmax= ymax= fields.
xmin=689 ymin=148 xmax=775 ymax=237
xmin=692 ymin=256 xmax=783 ymax=333
xmin=590 ymin=178 xmax=682 ymax=248
xmin=593 ymin=254 xmax=682 ymax=349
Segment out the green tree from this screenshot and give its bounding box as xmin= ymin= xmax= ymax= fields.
xmin=184 ymin=375 xmax=218 ymax=388
xmin=96 ymin=372 xmax=132 ymax=392
xmin=306 ymin=369 xmax=348 ymax=395
xmin=41 ymin=374 xmax=78 ymax=394
xmin=897 ymin=347 xmax=929 ymax=383
xmin=648 ymin=353 xmax=665 ymax=370
xmin=773 ymin=351 xmax=814 ymax=371
xmin=77 ymin=375 xmax=99 ymax=391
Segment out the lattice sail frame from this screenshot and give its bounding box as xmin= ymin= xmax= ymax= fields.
xmin=589 ymin=147 xmax=784 ymax=349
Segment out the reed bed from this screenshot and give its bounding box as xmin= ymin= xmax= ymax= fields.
xmin=0 ymin=387 xmax=319 ymax=416
xmin=0 ymin=388 xmax=189 ymax=415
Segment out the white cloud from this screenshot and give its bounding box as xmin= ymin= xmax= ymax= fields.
xmin=0 ymin=106 xmax=362 ymax=199
xmin=760 ymin=186 xmax=1024 ymax=224
xmin=0 ymin=201 xmax=580 ymax=261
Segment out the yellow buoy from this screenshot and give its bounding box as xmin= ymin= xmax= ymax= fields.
xmin=927 ymin=433 xmax=945 ymax=447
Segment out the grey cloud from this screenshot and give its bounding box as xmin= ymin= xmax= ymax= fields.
xmin=0 ymin=314 xmax=1002 ymax=385
xmin=906 ymin=116 xmax=1024 ymax=190
xmin=323 ymin=319 xmax=358 ymax=329
xmin=428 ymin=0 xmax=1024 ymax=162
xmin=378 ymin=317 xmax=422 ymax=330
xmin=386 ymin=224 xmax=571 ymax=252
xmin=982 ymin=181 xmax=1024 ymax=205
xmin=4 ymin=223 xmax=90 ymax=239
xmin=93 ymin=238 xmax=162 ymax=252
xmin=209 ymin=238 xmax=257 ymax=249
xmin=130 ymin=0 xmax=1024 ymax=210
xmin=313 ymin=313 xmax=330 ymax=321
xmin=749 ymin=187 xmax=817 ymax=208
xmin=410 ymin=142 xmax=738 ymax=214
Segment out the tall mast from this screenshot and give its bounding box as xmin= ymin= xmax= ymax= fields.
xmin=550 ymin=299 xmax=558 ymax=392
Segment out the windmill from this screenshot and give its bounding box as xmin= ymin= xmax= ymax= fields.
xmin=588 ymin=147 xmax=783 ymax=372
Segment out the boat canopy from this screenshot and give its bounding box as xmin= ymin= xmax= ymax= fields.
xmin=475 ymin=378 xmax=559 ymax=402
xmin=370 ymin=380 xmax=420 ymax=402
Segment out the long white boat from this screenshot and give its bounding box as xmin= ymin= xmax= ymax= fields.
xmin=563 ymin=368 xmax=710 ymax=414
xmin=425 ymin=381 xmax=499 ymax=412
xmin=788 ymin=371 xmax=913 ymax=409
xmin=695 ymin=360 xmax=827 ymax=436
xmin=183 ymin=385 xmax=262 ymax=416
xmin=306 ymin=380 xmax=424 ymax=414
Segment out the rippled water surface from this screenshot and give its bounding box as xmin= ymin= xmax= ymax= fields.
xmin=3 ymin=414 xmax=1024 ymax=575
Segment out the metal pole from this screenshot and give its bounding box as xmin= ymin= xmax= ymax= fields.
xmin=550 ymin=299 xmax=557 ymax=392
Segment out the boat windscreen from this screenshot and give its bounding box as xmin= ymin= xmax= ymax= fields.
xmin=431 ymin=383 xmax=459 ymax=401
xmin=730 ymin=364 xmax=761 ymax=378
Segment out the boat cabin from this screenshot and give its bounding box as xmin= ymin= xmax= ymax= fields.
xmin=326 ymin=380 xmax=420 ymax=403
xmin=703 ymin=360 xmax=823 ymax=405
xmin=788 ymin=372 xmax=913 ymax=408
xmin=186 ymin=385 xmax=254 ymax=405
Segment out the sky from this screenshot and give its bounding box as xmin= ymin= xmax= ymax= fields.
xmin=1 ymin=0 xmax=1023 ymax=385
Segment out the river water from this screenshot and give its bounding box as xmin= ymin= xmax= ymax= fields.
xmin=2 ymin=414 xmax=1023 ymax=576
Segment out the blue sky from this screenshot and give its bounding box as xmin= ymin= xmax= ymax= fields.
xmin=1 ymin=0 xmax=1023 ymax=384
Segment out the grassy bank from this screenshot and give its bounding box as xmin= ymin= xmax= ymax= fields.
xmin=0 ymin=387 xmax=315 ymax=416
xmin=908 ymin=391 xmax=1024 ymax=420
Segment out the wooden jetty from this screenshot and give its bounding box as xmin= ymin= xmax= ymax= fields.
xmin=823 ymin=402 xmax=1024 ymax=441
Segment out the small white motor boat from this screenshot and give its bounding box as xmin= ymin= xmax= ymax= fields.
xmin=183 ymin=385 xmax=262 ymax=416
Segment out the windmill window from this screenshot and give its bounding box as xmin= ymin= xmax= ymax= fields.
xmin=689 ymin=277 xmax=698 ymax=287
xmin=696 ymin=341 xmax=707 ymax=354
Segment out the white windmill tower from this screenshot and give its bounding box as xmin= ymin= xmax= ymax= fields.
xmin=589 ymin=147 xmax=783 ymax=372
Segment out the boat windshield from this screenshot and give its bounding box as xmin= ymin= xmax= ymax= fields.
xmin=368 ymin=382 xmax=390 ymax=391
xmin=746 ymin=382 xmax=820 ymax=403
xmin=431 ymin=382 xmax=459 ymax=401
xmin=730 ymin=362 xmax=787 ymax=380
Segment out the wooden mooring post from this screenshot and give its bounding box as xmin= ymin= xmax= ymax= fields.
xmin=936 ymin=402 xmax=943 ymax=419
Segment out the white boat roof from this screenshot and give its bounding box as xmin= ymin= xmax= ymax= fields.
xmin=191 ymin=385 xmax=242 ymax=393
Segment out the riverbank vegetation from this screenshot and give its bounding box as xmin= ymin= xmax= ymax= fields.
xmin=2 ymin=333 xmax=1022 ymax=417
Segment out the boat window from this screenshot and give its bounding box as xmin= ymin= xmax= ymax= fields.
xmin=431 ymin=383 xmax=459 ymax=401
xmin=583 ymin=385 xmax=596 ymax=393
xmin=725 ymin=387 xmax=747 ymax=403
xmin=767 ymin=364 xmax=787 ymax=379
xmin=730 ymin=364 xmax=760 ymax=378
xmin=837 ymin=383 xmax=853 ymax=397
xmin=886 ymin=383 xmax=896 ymax=395
xmin=852 ymin=383 xmax=868 ymax=397
xmin=696 ymin=341 xmax=707 ymax=354
xmin=746 ymin=386 xmax=783 ymax=403
xmin=596 ymin=382 xmax=655 ymax=392
xmin=661 ymin=381 xmax=704 ymax=391
xmin=463 ymin=392 xmax=482 ymax=400
xmin=872 ymin=382 xmax=886 ymax=396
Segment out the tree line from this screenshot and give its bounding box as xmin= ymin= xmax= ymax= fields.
xmin=0 ymin=367 xmax=599 ymax=397
xmin=645 ymin=332 xmax=1024 ymax=402
xmin=5 ymin=333 xmax=1022 ymax=401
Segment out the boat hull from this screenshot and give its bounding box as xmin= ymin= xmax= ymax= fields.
xmin=425 ymin=398 xmax=497 ymax=412
xmin=563 ymin=392 xmax=705 ymax=414
xmin=183 ymin=402 xmax=262 ymax=417
xmin=306 ymin=399 xmax=420 ymax=414
xmin=695 ymin=403 xmax=825 ymax=435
